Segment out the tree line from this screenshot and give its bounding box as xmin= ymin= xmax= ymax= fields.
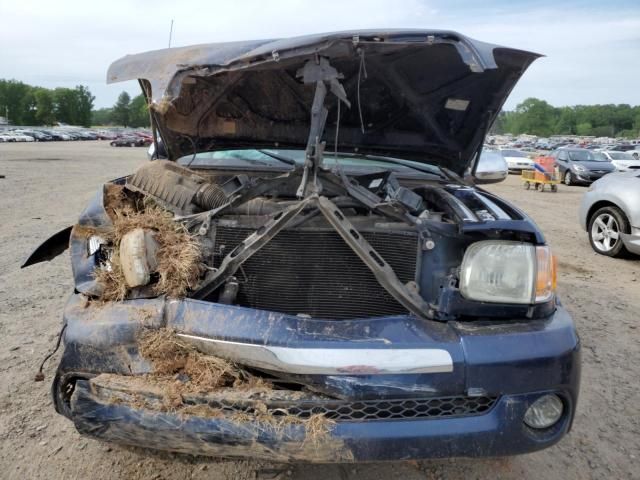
xmin=2 ymin=80 xmax=638 ymax=136
xmin=492 ymin=98 xmax=640 ymax=138
xmin=92 ymin=91 xmax=150 ymax=128
xmin=0 ymin=80 xmax=149 ymax=128
xmin=0 ymin=79 xmax=94 ymax=127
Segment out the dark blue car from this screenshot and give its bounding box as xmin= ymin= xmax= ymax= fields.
xmin=25 ymin=30 xmax=580 ymax=462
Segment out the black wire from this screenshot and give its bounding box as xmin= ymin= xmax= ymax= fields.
xmin=35 ymin=324 xmax=66 ymax=381
xmin=334 ymin=97 xmax=341 ymax=160
xmin=357 ymin=48 xmax=368 ymax=134
xmin=182 ymin=134 xmax=198 ymax=167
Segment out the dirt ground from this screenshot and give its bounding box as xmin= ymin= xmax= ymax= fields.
xmin=0 ymin=141 xmax=638 ymax=480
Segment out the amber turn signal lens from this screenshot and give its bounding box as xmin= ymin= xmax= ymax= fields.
xmin=535 ymin=246 xmax=556 ymax=303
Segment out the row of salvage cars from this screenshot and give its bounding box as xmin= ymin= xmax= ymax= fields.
xmin=0 ymin=128 xmax=100 ymax=142
xmin=23 ymin=30 xmax=582 ymax=462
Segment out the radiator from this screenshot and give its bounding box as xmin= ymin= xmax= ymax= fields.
xmin=211 ymin=225 xmax=419 ymax=320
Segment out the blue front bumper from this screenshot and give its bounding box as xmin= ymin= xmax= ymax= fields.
xmin=55 ymin=294 xmax=581 ymax=462
xmin=70 ymin=383 xmax=574 ymax=462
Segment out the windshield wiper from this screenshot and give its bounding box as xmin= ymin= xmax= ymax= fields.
xmin=332 ymin=152 xmax=447 ymax=179
xmin=257 ymin=149 xmax=298 ymax=167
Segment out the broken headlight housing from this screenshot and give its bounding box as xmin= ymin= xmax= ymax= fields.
xmin=460 ymin=241 xmax=556 ymax=305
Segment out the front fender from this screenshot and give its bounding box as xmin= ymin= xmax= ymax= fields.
xmin=21 ymin=226 xmax=72 ymax=268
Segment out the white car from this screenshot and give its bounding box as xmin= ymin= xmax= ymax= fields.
xmin=597 ymin=151 xmax=640 ymax=172
xmin=12 ymin=130 xmax=37 ymax=142
xmin=499 ymin=149 xmax=535 ymax=171
xmin=8 ymin=131 xmax=35 ymax=142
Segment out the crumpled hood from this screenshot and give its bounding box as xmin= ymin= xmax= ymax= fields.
xmin=108 ymin=29 xmax=540 ymax=174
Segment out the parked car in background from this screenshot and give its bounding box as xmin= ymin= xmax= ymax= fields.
xmin=0 ymin=132 xmax=15 ymax=142
xmin=551 ymin=148 xmax=615 ymax=186
xmin=579 ymin=171 xmax=640 ymax=257
xmin=97 ymin=131 xmax=118 ymax=140
xmin=610 ymin=144 xmax=640 ymax=159
xmin=7 ymin=131 xmax=35 ymax=142
xmin=499 ymin=149 xmax=535 ymax=172
xmin=42 ymin=130 xmax=71 ymax=141
xmin=110 ymin=136 xmax=151 ymax=147
xmin=19 ymin=130 xmax=53 ymax=141
xmin=598 ymin=151 xmax=640 ymax=172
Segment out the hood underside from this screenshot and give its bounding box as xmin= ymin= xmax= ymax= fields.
xmin=108 ymin=29 xmax=540 ymax=174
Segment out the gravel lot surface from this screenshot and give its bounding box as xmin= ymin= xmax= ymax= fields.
xmin=0 ymin=141 xmax=638 ymax=480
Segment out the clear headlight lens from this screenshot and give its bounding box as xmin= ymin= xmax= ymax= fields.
xmin=573 ymin=164 xmax=586 ymax=172
xmin=524 ymin=394 xmax=564 ymax=429
xmin=87 ymin=235 xmax=106 ymax=256
xmin=460 ymin=241 xmax=556 ymax=304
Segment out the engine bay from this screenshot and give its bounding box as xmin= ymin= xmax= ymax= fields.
xmin=67 ymin=154 xmax=549 ymax=322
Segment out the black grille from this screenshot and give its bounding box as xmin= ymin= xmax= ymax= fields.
xmin=211 ymin=225 xmax=418 ymax=319
xmin=190 ymin=395 xmax=498 ymax=422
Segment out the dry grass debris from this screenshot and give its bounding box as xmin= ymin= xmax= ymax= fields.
xmin=179 ymin=404 xmax=225 ymax=418
xmin=138 ymin=328 xmax=245 ymax=391
xmin=93 ymin=198 xmax=203 ymax=300
xmin=93 ymin=249 xmax=128 ymax=301
xmin=303 ymin=413 xmax=336 ymax=445
xmin=137 ymin=328 xmax=335 ymax=444
xmin=103 ymin=183 xmax=137 ymax=219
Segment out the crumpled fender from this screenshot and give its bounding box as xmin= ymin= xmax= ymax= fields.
xmin=21 ymin=226 xmax=72 ymax=268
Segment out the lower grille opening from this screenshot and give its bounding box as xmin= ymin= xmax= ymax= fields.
xmin=188 ymin=395 xmax=498 ymax=422
xmin=210 ymin=226 xmax=419 ymax=319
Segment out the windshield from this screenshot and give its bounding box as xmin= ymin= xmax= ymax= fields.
xmin=567 ymin=150 xmax=606 ymax=162
xmin=177 ymin=149 xmax=444 ymax=176
xmin=608 ymin=152 xmax=634 ymax=160
xmin=500 ymin=150 xmax=529 ymax=158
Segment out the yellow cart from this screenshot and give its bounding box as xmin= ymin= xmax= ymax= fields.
xmin=522 ymin=160 xmax=560 ymax=192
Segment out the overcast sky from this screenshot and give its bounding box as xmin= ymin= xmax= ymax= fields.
xmin=1 ymin=0 xmax=639 ymax=110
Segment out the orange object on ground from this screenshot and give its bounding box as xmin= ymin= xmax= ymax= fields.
xmin=521 ymin=156 xmax=560 ymax=192
xmin=535 ymin=156 xmax=556 ymax=172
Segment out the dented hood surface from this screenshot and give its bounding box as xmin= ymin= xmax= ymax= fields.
xmin=108 ymin=30 xmax=540 ymax=174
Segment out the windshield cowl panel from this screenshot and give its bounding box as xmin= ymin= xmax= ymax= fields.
xmin=178 ymin=149 xmax=446 ymax=179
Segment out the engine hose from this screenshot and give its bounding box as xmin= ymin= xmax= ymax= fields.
xmin=194 ymin=183 xmax=228 ymax=211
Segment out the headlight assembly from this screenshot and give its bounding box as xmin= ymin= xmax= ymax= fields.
xmin=460 ymin=241 xmax=556 ymax=304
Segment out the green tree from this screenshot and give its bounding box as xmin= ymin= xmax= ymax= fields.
xmin=34 ymin=88 xmax=55 ymax=125
xmin=74 ymin=85 xmax=95 ymax=127
xmin=51 ymin=86 xmax=94 ymax=126
xmin=54 ymin=87 xmax=79 ymax=124
xmin=554 ymin=107 xmax=576 ymax=135
xmin=92 ymin=107 xmax=113 ymax=126
xmin=129 ymin=94 xmax=150 ymax=128
xmin=112 ymin=91 xmax=131 ymax=127
xmin=20 ymin=88 xmax=38 ymax=125
xmin=632 ymin=113 xmax=640 ymax=135
xmin=512 ymin=98 xmax=557 ymax=136
xmin=575 ymin=122 xmax=592 ymax=136
xmin=0 ymin=79 xmax=31 ymax=124
xmin=493 ymin=99 xmax=640 ymax=138
xmin=591 ymin=125 xmax=614 ymax=137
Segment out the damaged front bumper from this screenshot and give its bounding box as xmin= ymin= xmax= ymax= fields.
xmin=53 ymin=294 xmax=580 ymax=462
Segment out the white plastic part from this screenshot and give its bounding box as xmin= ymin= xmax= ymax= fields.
xmin=87 ymin=235 xmax=106 ymax=256
xmin=460 ymin=240 xmax=535 ymax=304
xmin=119 ymin=228 xmax=158 ymax=288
